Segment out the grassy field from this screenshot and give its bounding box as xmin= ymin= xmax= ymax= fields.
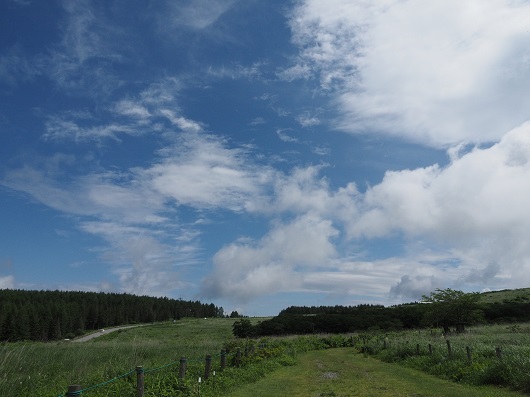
xmin=0 ymin=318 xmax=240 ymax=396
xmin=1 ymin=318 xmax=530 ymax=396
xmin=362 ymin=323 xmax=530 ymax=393
xmin=225 ymin=348 xmax=525 ymax=397
xmin=479 ymin=287 xmax=530 ymax=304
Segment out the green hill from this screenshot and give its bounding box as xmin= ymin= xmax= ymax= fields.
xmin=479 ymin=287 xmax=530 ymax=304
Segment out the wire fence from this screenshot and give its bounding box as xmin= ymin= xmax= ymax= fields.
xmin=56 ymin=349 xmax=240 ymax=397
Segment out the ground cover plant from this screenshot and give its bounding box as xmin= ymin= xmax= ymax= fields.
xmin=3 ymin=315 xmax=530 ymax=396
xmin=359 ymin=322 xmax=530 ymax=394
xmin=224 ymin=348 xmax=524 ymax=397
xmin=0 ymin=318 xmax=352 ymax=397
xmin=0 ymin=318 xmax=235 ymax=396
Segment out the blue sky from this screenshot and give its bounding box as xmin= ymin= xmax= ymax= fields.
xmin=2 ymin=0 xmax=530 ymax=316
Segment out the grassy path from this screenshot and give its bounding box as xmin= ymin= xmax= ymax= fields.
xmin=225 ymin=348 xmax=524 ymax=397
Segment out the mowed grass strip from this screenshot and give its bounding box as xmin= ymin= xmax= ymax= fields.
xmin=224 ymin=348 xmax=525 ymax=397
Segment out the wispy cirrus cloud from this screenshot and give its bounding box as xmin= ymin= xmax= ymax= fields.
xmin=1 ymin=121 xmax=273 ymax=296
xmin=167 ymin=0 xmax=237 ymax=30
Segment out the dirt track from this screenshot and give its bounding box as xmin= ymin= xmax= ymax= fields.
xmin=72 ymin=325 xmax=142 ymax=342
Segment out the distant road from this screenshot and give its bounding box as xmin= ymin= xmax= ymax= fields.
xmin=72 ymin=325 xmax=143 ymax=342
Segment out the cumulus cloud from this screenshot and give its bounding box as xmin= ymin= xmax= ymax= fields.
xmin=203 ymin=121 xmax=530 ymax=302
xmin=202 ymin=213 xmax=339 ymax=301
xmin=289 ymin=0 xmax=530 ymax=147
xmin=351 ymin=122 xmax=530 ymax=290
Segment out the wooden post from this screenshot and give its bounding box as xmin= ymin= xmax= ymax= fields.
xmin=446 ymin=339 xmax=452 ymax=358
xmin=220 ymin=349 xmax=227 ymax=371
xmin=236 ymin=348 xmax=242 ymax=366
xmin=179 ymin=357 xmax=187 ymax=379
xmin=416 ymin=344 xmax=420 ymax=355
xmin=466 ymin=346 xmax=472 ymax=364
xmin=136 ymin=366 xmax=144 ymax=397
xmin=383 ymin=337 xmax=388 ymax=349
xmin=66 ymin=385 xmax=82 ymax=396
xmin=496 ymin=347 xmax=503 ymax=360
xmin=204 ymin=354 xmax=212 ymax=380
xmin=428 ymin=343 xmax=433 ymax=355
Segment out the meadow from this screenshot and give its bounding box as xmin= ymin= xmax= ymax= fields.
xmin=1 ymin=318 xmax=529 ymax=396
xmin=361 ymin=323 xmax=530 ymax=393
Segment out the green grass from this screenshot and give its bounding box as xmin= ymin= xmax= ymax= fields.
xmin=2 ymin=318 xmax=530 ymax=396
xmin=225 ymin=348 xmax=525 ymax=397
xmin=479 ymin=287 xmax=530 ymax=304
xmin=361 ymin=323 xmax=530 ymax=393
xmin=0 ymin=318 xmax=240 ymax=397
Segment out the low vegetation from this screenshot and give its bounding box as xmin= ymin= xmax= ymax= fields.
xmin=1 ymin=317 xmax=530 ymax=396
xmin=0 ymin=318 xmax=352 ymax=396
xmin=224 ymin=348 xmax=524 ymax=397
xmin=359 ymin=323 xmax=530 ymax=393
xmin=2 ymin=287 xmax=530 ymax=396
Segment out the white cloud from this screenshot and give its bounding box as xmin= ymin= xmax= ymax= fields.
xmin=80 ymin=221 xmax=197 ymax=296
xmin=289 ymin=0 xmax=530 ymax=147
xmin=45 ymin=0 xmax=124 ymax=93
xmin=206 ymin=63 xmax=265 ymax=81
xmin=350 ymin=122 xmax=530 ymax=289
xmin=147 ymin=133 xmax=271 ymax=211
xmin=44 ymin=116 xmax=135 ymax=141
xmin=276 ymin=129 xmax=299 ymax=143
xmin=169 ymin=0 xmax=237 ymax=30
xmin=159 ymin=109 xmax=203 ymax=133
xmin=0 ymin=275 xmax=15 ymax=289
xmin=114 ymin=100 xmax=151 ymax=120
xmin=277 ymin=64 xmax=312 ymax=82
xmin=1 ymin=127 xmax=275 ymax=296
xmin=201 ymin=122 xmax=530 ymax=302
xmin=296 ymin=113 xmax=320 ymax=127
xmin=202 ymin=213 xmax=339 ymax=301
xmin=249 ymin=117 xmax=265 ymax=126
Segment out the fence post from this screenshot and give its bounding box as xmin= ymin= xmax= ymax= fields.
xmin=236 ymin=348 xmax=242 ymax=366
xmin=466 ymin=346 xmax=472 ymax=364
xmin=220 ymin=350 xmax=227 ymax=371
xmin=416 ymin=344 xmax=420 ymax=355
xmin=496 ymin=347 xmax=503 ymax=360
xmin=66 ymin=385 xmax=82 ymax=396
xmin=204 ymin=354 xmax=212 ymax=380
xmin=136 ymin=366 xmax=144 ymax=397
xmin=446 ymin=339 xmax=452 ymax=358
xmin=428 ymin=343 xmax=433 ymax=355
xmin=179 ymin=357 xmax=187 ymax=379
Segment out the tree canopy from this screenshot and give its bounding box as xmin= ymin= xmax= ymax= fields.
xmin=421 ymin=288 xmax=483 ymax=333
xmin=0 ymin=289 xmax=223 ymax=342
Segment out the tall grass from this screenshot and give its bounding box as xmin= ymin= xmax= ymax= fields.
xmin=0 ymin=318 xmax=352 ymax=397
xmin=360 ymin=323 xmax=530 ymax=393
xmin=0 ymin=319 xmax=237 ymax=396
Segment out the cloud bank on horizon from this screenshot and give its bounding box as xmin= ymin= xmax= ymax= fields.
xmin=1 ymin=0 xmax=530 ymax=314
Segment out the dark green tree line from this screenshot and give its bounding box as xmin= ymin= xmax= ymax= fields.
xmin=0 ymin=289 xmax=223 ymax=342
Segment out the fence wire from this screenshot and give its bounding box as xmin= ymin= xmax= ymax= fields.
xmin=56 ymin=350 xmax=238 ymax=396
